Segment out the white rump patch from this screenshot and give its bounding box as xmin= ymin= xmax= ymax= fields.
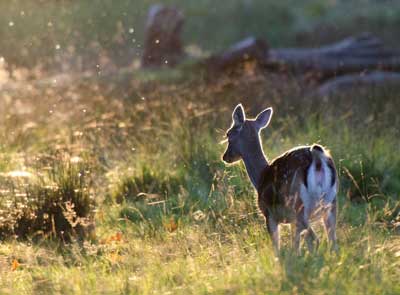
xmin=300 ymin=154 xmax=336 ymax=219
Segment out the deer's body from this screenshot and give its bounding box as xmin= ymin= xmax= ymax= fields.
xmin=222 ymin=104 xmax=338 ymax=253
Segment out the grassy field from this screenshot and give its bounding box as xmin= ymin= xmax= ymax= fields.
xmin=0 ymin=1 xmax=400 ymax=294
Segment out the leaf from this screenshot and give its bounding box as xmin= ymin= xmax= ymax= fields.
xmin=164 ymin=217 xmax=178 ymax=232
xmin=113 ymin=232 xmax=123 ymax=242
xmin=102 ymin=232 xmax=123 ymax=244
xmin=11 ymin=259 xmax=19 ymax=271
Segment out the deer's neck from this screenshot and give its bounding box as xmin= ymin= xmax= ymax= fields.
xmin=242 ymin=138 xmax=268 ymax=190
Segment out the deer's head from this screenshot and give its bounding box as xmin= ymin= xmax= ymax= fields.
xmin=222 ymin=104 xmax=273 ymax=164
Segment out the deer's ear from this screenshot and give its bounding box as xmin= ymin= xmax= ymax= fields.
xmin=232 ymin=104 xmax=246 ymax=126
xmin=255 ymin=107 xmax=273 ymax=130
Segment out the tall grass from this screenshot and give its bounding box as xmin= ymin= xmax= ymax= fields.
xmin=0 ymin=1 xmax=399 ymax=293
xmin=0 ymin=67 xmax=399 ymax=293
xmin=0 ymin=154 xmax=95 ymax=242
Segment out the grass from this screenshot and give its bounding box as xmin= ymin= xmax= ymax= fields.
xmin=0 ymin=68 xmax=399 ymax=293
xmin=0 ymin=1 xmax=399 ymax=294
xmin=0 ymin=153 xmax=95 ymax=241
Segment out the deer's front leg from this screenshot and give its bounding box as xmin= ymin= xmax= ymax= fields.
xmin=292 ymin=222 xmax=304 ymax=255
xmin=266 ymin=215 xmax=280 ymax=252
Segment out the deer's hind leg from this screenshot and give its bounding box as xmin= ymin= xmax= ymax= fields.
xmin=292 ymin=220 xmax=305 ymax=255
xmin=293 ymin=204 xmax=319 ymax=254
xmin=323 ymin=199 xmax=338 ymax=252
xmin=305 ymin=227 xmax=319 ymax=252
xmin=292 ymin=221 xmax=319 ymax=254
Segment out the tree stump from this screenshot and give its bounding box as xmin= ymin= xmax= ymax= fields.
xmin=141 ymin=5 xmax=184 ymax=68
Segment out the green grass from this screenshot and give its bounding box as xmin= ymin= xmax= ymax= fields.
xmin=0 ymin=1 xmax=399 ymax=294
xmin=0 ymin=68 xmax=399 ymax=293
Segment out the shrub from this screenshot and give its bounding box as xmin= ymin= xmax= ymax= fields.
xmin=0 ymin=155 xmax=95 ymax=242
xmin=112 ymin=165 xmax=181 ymax=204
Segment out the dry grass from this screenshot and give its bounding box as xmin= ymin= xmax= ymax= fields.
xmin=0 ymin=66 xmax=399 ymax=293
xmin=0 ymin=1 xmax=399 ymax=293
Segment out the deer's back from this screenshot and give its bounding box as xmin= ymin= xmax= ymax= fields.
xmin=257 ymin=145 xmax=336 ymax=223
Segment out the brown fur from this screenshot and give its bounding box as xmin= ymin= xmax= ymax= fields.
xmin=257 ymin=145 xmax=337 ymax=224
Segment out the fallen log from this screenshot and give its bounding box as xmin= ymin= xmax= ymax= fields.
xmin=267 ymin=33 xmax=400 ymax=77
xmin=312 ymin=71 xmax=400 ymax=97
xmin=206 ymin=33 xmax=400 ymax=79
xmin=205 ymin=37 xmax=268 ymax=71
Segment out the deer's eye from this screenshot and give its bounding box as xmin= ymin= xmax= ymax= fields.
xmin=226 ymin=126 xmax=241 ymax=141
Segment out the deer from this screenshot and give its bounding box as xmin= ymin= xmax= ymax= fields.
xmin=222 ymin=104 xmax=338 ymax=253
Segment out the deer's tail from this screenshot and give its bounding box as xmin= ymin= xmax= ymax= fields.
xmin=307 ymin=144 xmax=336 ymax=191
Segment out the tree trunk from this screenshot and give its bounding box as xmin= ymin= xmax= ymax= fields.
xmin=141 ymin=5 xmax=184 ymax=68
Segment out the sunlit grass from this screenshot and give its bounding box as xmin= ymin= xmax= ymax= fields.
xmin=0 ymin=151 xmax=97 ymax=241
xmin=0 ymin=0 xmax=400 ymax=289
xmin=1 ymin=67 xmax=399 ymax=293
xmin=1 ymin=216 xmax=399 ymax=294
